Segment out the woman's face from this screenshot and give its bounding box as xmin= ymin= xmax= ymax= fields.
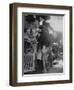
xmin=27 ymin=28 xmax=30 ymax=35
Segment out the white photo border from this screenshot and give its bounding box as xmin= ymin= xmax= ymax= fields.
xmin=17 ymin=7 xmax=70 ymax=83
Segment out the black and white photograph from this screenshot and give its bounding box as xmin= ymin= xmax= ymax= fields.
xmin=22 ymin=13 xmax=63 ymax=75
xmin=10 ymin=3 xmax=72 ymax=86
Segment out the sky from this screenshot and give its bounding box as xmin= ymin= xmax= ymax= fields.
xmin=48 ymin=15 xmax=64 ymax=32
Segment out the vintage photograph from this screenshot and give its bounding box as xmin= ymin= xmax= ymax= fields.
xmin=22 ymin=13 xmax=63 ymax=75
xmin=10 ymin=3 xmax=72 ymax=86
